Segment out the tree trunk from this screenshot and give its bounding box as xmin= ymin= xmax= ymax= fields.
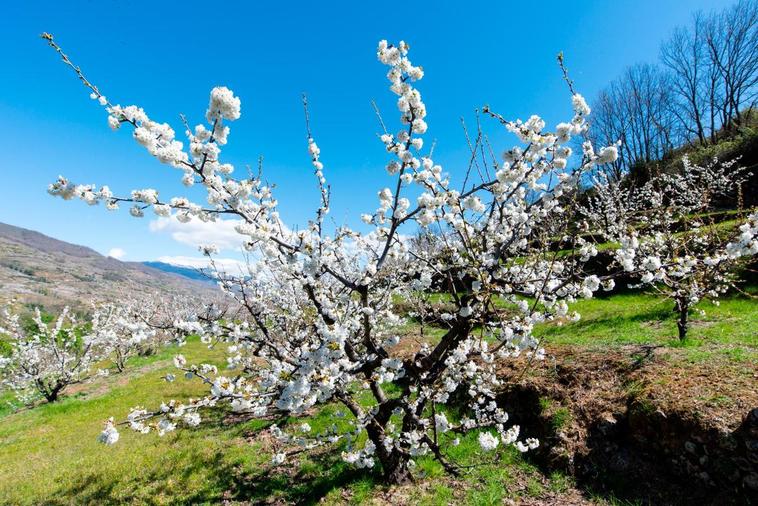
xmin=44 ymin=384 xmax=63 ymax=402
xmin=676 ymin=299 xmax=689 ymax=341
xmin=366 ymin=422 xmax=414 ymax=484
xmin=382 ymin=452 xmax=412 ymax=484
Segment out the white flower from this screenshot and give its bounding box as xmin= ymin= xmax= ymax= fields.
xmin=184 ymin=412 xmax=201 ymax=427
xmin=97 ymin=418 xmax=120 ymax=445
xmin=157 ymin=418 xmax=176 ymax=436
xmin=478 ymin=431 xmax=500 ymax=451
xmin=153 ymin=204 xmax=171 ymax=217
xmin=434 ymin=413 xmax=450 ymax=433
xmin=461 ymin=195 xmax=486 ymax=213
xmin=231 ymin=398 xmax=253 ymax=412
xmin=211 ymin=376 xmax=235 ymax=397
xmin=596 ymin=145 xmax=618 ymax=164
xmin=199 ymin=244 xmax=219 ymax=256
xmin=572 ymin=94 xmax=591 ymax=116
xmin=207 ymin=86 xmax=241 ymax=122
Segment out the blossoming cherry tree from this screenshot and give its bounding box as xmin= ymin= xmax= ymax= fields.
xmin=0 ymin=305 xmax=108 ymax=404
xmin=584 ymin=157 xmax=758 ymax=340
xmin=43 ymin=34 xmax=619 ymax=483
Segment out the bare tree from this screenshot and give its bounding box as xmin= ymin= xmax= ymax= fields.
xmin=661 ymin=14 xmax=710 ymax=145
xmin=587 ymin=63 xmax=677 ymax=182
xmin=704 ymin=0 xmax=758 ymax=134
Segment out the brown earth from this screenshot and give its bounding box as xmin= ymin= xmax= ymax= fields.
xmin=497 ymin=344 xmax=758 ymax=505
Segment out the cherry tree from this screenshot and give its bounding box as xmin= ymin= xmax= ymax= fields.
xmin=0 ymin=305 xmax=109 ymax=404
xmin=95 ymin=296 xmax=195 ymax=373
xmin=87 ymin=302 xmax=155 ymax=373
xmin=43 ymin=34 xmax=619 ymax=483
xmin=584 ymin=157 xmax=757 ymax=340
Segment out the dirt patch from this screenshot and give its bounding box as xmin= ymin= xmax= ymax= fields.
xmin=496 ymin=344 xmax=758 ymax=505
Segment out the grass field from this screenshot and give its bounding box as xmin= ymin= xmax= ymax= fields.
xmin=0 ymin=337 xmax=578 ymax=505
xmin=533 ymin=286 xmax=757 ymax=356
xmin=0 ymin=287 xmax=755 ymax=505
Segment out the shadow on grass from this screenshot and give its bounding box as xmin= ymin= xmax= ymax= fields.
xmin=228 ymin=454 xmax=378 ymax=506
xmin=50 ymin=449 xmax=378 ymax=505
xmin=49 ymin=421 xmax=379 ymax=505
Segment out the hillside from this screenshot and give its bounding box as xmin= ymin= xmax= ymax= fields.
xmin=626 ymin=116 xmax=758 ymax=207
xmin=0 ymin=222 xmax=217 ymax=310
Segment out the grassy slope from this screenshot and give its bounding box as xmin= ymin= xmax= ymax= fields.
xmin=0 ymin=338 xmax=575 ymax=505
xmin=0 ymin=288 xmax=755 ymax=505
xmin=533 ymin=287 xmax=757 ymax=363
xmin=0 ymin=340 xmax=270 ymax=504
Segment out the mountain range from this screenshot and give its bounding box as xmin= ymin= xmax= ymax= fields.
xmin=0 ymin=222 xmax=217 ymax=310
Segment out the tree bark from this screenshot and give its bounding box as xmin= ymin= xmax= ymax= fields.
xmin=676 ymin=299 xmax=689 ymax=341
xmin=381 ymin=451 xmax=412 ymax=484
xmin=44 ymin=383 xmax=63 ymax=402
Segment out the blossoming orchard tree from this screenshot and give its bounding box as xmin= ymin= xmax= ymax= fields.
xmin=43 ymin=34 xmax=620 ymax=483
xmin=96 ymin=296 xmax=197 ymax=372
xmin=0 ymin=305 xmax=108 ymax=404
xmin=584 ymin=157 xmax=758 ymax=340
xmin=0 ymin=295 xmax=199 ymax=404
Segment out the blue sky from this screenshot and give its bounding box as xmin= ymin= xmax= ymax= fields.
xmin=0 ymin=0 xmax=734 ymax=266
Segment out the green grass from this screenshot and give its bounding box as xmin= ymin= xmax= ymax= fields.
xmin=1 ymin=286 xmax=755 ymax=504
xmin=532 ymin=287 xmax=757 ymax=359
xmin=0 ymin=337 xmax=271 ymax=504
xmin=0 ymin=336 xmax=573 ymax=505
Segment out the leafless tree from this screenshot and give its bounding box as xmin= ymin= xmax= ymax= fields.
xmin=704 ymin=0 xmax=758 ymax=134
xmin=661 ymin=13 xmax=711 ymax=145
xmin=587 ymin=64 xmax=678 ymax=182
xmin=662 ymin=1 xmax=758 ymax=146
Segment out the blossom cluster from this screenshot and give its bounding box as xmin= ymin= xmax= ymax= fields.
xmin=0 ymin=294 xmax=201 ymax=404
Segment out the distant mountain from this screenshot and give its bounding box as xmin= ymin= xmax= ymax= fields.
xmin=0 ymin=222 xmax=217 ymax=310
xmin=142 ymin=261 xmax=216 ymax=284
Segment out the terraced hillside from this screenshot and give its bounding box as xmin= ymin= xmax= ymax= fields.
xmin=0 ymin=222 xmax=217 ymax=310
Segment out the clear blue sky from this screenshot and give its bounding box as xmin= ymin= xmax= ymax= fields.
xmin=0 ymin=0 xmax=734 ymax=265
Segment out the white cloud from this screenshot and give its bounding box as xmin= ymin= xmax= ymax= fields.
xmin=156 ymin=255 xmax=248 ymax=274
xmin=149 ymin=217 xmax=244 ymax=252
xmin=107 ymin=247 xmax=126 ymax=259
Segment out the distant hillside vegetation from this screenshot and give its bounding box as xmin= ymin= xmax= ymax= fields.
xmin=634 ymin=115 xmax=758 ymax=208
xmin=142 ymin=261 xmax=215 ymax=284
xmin=0 ymin=222 xmax=217 ymax=311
